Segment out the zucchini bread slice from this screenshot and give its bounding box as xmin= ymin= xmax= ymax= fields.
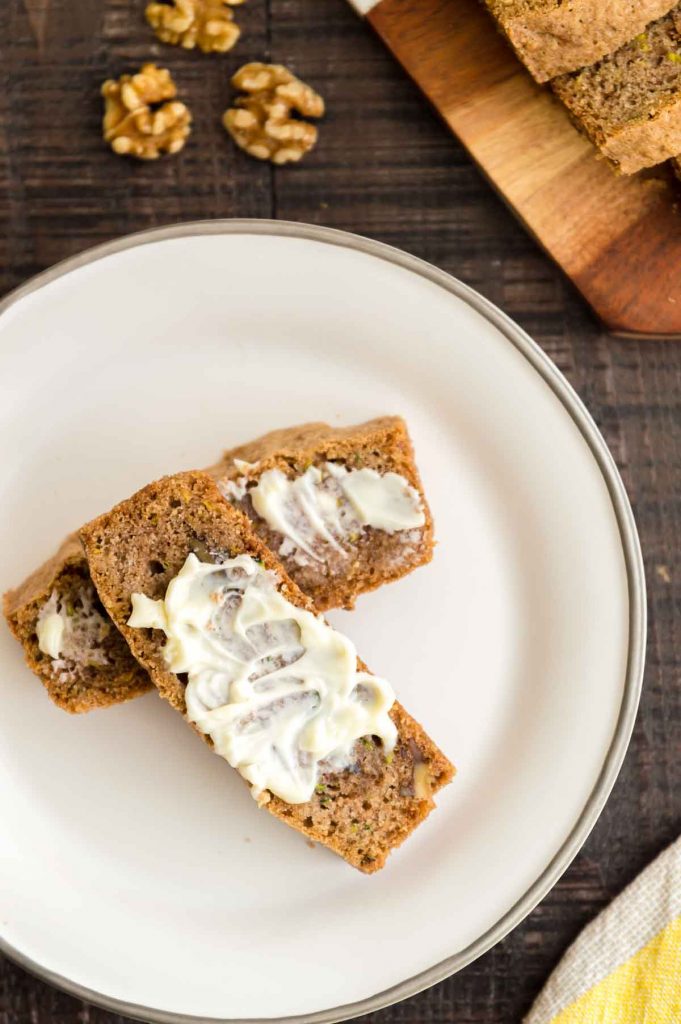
xmin=210 ymin=416 xmax=434 ymax=611
xmin=553 ymin=6 xmax=681 ymax=173
xmin=80 ymin=471 xmax=453 ymax=872
xmin=3 ymin=535 xmax=151 ymax=712
xmin=484 ymin=0 xmax=678 ymax=83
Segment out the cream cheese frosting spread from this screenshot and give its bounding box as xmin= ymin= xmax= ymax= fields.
xmin=128 ymin=553 xmax=397 ymax=804
xmin=223 ymin=462 xmax=425 ymax=565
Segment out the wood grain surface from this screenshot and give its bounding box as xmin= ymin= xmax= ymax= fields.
xmin=0 ymin=0 xmax=679 ymax=1022
xmin=368 ymin=0 xmax=681 ymax=339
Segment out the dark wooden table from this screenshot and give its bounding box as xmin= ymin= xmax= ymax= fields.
xmin=1 ymin=1 xmax=679 ymax=1021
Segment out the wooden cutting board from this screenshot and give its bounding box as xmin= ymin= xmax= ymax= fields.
xmin=350 ymin=0 xmax=681 ymax=338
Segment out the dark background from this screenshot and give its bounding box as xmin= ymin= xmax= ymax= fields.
xmin=1 ymin=0 xmax=679 ymax=1021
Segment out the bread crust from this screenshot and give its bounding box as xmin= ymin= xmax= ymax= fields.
xmin=597 ymin=101 xmax=681 ymax=173
xmin=487 ymin=0 xmax=678 ymax=82
xmin=80 ymin=471 xmax=454 ymax=872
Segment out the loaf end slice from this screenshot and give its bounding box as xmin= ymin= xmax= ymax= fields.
xmin=3 ymin=535 xmax=151 ymax=712
xmin=80 ymin=471 xmax=454 ymax=872
xmin=210 ymin=416 xmax=434 ymax=612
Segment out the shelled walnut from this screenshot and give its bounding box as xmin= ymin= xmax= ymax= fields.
xmin=102 ymin=64 xmax=191 ymax=160
xmin=146 ymin=0 xmax=243 ymax=54
xmin=223 ymin=63 xmax=324 ymax=165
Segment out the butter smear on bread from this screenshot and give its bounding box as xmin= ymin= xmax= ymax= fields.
xmin=224 ymin=462 xmax=425 ymax=565
xmin=128 ymin=553 xmax=397 ymax=804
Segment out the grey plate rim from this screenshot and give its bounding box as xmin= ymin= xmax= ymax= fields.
xmin=0 ymin=219 xmax=647 ymax=1024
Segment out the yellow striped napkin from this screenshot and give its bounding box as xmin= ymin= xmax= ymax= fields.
xmin=525 ymin=837 xmax=681 ymax=1024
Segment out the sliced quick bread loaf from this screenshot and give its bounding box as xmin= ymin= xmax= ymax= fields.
xmin=210 ymin=416 xmax=434 ymax=611
xmin=553 ymin=6 xmax=681 ymax=173
xmin=5 ymin=418 xmax=433 ymax=712
xmin=80 ymin=471 xmax=454 ymax=872
xmin=484 ymin=0 xmax=678 ymax=83
xmin=3 ymin=535 xmax=151 ymax=712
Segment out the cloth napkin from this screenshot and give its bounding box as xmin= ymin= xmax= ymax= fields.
xmin=525 ymin=837 xmax=681 ymax=1024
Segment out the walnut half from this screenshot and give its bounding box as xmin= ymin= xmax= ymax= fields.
xmin=223 ymin=63 xmax=325 ymax=165
xmin=102 ymin=64 xmax=192 ymax=160
xmin=145 ymin=0 xmax=242 ymax=54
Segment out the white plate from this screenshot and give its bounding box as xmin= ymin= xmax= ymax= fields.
xmin=0 ymin=222 xmax=644 ymax=1024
